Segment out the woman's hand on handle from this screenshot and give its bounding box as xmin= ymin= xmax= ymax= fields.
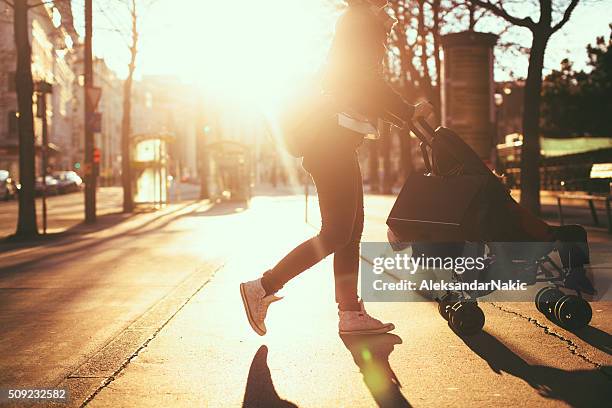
xmin=414 ymin=101 xmax=437 ymax=131
xmin=413 ymin=101 xmax=434 ymax=121
xmin=402 ymin=101 xmax=436 ymax=145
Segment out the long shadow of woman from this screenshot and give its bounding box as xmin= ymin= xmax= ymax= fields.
xmin=242 ymin=345 xmax=298 ymax=408
xmin=461 ymin=330 xmax=612 ymax=407
xmin=340 ymin=333 xmax=412 ymax=408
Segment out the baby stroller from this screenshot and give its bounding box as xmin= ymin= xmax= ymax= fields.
xmin=386 ymin=119 xmax=595 ymax=336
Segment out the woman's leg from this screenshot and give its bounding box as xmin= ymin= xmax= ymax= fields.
xmin=333 ymin=154 xmax=363 ymax=311
xmin=261 ymin=153 xmax=360 ymax=297
xmin=241 ymin=151 xmax=394 ymax=336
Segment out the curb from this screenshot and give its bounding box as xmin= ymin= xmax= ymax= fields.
xmin=50 ymin=260 xmax=224 ymax=408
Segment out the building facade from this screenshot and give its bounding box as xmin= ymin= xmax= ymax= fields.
xmin=0 ymin=2 xmax=78 ymax=179
xmin=131 ymin=75 xmax=198 ymax=180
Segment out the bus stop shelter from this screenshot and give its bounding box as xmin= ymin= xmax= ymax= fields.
xmin=206 ymin=140 xmax=252 ymax=203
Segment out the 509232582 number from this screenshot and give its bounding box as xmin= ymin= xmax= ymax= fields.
xmin=1 ymin=388 xmax=68 ymax=402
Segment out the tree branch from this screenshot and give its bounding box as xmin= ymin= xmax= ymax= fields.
xmin=470 ymin=0 xmax=536 ymax=29
xmin=551 ymin=0 xmax=579 ymax=33
xmin=1 ymin=0 xmax=14 ymax=9
xmin=497 ymin=40 xmax=530 ymax=54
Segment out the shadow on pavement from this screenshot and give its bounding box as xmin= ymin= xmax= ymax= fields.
xmin=461 ymin=330 xmax=612 ymax=407
xmin=242 ymin=345 xmax=298 ymax=408
xmin=573 ymin=325 xmax=612 ymax=356
xmin=0 ymin=199 xmax=212 ymax=388
xmin=0 ymin=201 xmax=200 ymax=277
xmin=2 ymin=210 xmax=128 ymax=245
xmin=340 ymin=333 xmax=411 ymax=408
xmin=1 ymin=200 xmax=197 ymax=249
xmin=182 ymin=200 xmax=249 ymax=217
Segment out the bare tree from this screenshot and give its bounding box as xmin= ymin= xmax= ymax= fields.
xmin=386 ymin=0 xmax=456 ymax=181
xmin=11 ymin=0 xmax=38 ymax=238
xmin=387 ymin=1 xmax=420 ymax=181
xmin=380 ymin=122 xmax=394 ymax=194
xmin=121 ymin=0 xmax=137 ymax=212
xmin=470 ymin=0 xmax=580 ymax=214
xmin=4 ymin=0 xmax=67 ymax=239
xmin=388 ymin=1 xmax=462 ymax=114
xmin=101 ymin=0 xmax=157 ymax=213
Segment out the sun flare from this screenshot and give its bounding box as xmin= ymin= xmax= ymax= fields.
xmin=139 ymin=0 xmax=339 ymax=114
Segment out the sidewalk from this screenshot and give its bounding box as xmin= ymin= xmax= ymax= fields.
xmin=0 ymin=199 xmax=223 ymax=407
xmin=78 ymin=195 xmax=611 ymax=407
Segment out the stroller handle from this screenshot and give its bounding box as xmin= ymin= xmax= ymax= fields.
xmin=406 ymin=117 xmax=436 ymax=147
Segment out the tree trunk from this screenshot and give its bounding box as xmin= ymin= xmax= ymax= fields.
xmin=381 ymin=123 xmax=393 ymax=194
xmin=469 ymin=2 xmax=476 ymax=31
xmin=121 ymin=0 xmax=137 ymax=213
xmin=14 ymin=0 xmax=38 ymax=238
xmin=519 ymin=31 xmax=549 ymax=215
xmin=390 ymin=2 xmax=416 ymax=98
xmin=431 ymin=0 xmax=442 ymax=118
xmin=390 ymin=2 xmax=417 ymax=180
xmin=197 ymin=105 xmax=209 ymax=199
xmin=399 ymin=132 xmax=413 ymax=182
xmin=121 ymin=73 xmax=134 ymax=212
xmin=369 ymin=134 xmax=380 ymax=194
xmin=417 ymin=0 xmax=432 ymax=100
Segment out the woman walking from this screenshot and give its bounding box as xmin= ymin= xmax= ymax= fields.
xmin=240 ymin=0 xmax=433 ymax=336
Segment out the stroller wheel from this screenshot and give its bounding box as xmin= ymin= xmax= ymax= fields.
xmin=535 ymin=286 xmax=564 ymax=318
xmin=448 ymin=302 xmax=485 ymax=336
xmin=554 ymin=295 xmax=592 ymax=330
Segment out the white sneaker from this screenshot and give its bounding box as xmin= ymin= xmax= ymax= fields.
xmin=240 ymin=278 xmax=282 ymax=336
xmin=339 ymin=301 xmax=395 ymax=335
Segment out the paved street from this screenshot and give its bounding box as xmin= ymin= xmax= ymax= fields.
xmin=0 ymin=183 xmax=200 ymax=239
xmin=0 ymin=188 xmax=124 ymax=238
xmin=0 ymin=190 xmax=610 ymax=407
xmin=2 ymin=0 xmax=610 ymax=406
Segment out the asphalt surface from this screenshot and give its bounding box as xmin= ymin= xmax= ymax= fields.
xmin=0 ymin=183 xmax=201 ymax=239
xmin=0 ymin=187 xmax=610 ymax=407
xmin=87 ymin=195 xmax=612 ymax=407
xmin=0 ymin=201 xmax=223 ymax=397
xmin=0 ymin=188 xmax=124 ymax=238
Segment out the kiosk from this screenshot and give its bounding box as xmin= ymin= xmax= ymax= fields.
xmin=131 ymin=133 xmax=173 ymax=208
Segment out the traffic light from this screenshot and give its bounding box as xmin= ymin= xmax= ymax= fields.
xmin=93 ymin=148 xmax=101 ymax=164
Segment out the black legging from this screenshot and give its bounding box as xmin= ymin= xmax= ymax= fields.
xmin=261 ymin=148 xmax=363 ymax=311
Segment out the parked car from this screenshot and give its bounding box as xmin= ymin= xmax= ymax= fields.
xmin=53 ymin=171 xmax=83 ymax=194
xmin=0 ymin=170 xmax=18 ymax=200
xmin=35 ymin=176 xmax=60 ymax=196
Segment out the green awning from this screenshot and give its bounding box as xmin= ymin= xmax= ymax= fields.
xmin=498 ymin=133 xmax=612 ymax=158
xmin=541 ymin=137 xmax=612 ymax=157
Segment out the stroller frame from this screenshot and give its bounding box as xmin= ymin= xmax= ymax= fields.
xmin=392 ymin=119 xmax=594 ymax=335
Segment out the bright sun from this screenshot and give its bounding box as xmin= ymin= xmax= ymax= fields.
xmin=139 ymin=0 xmax=339 ymax=113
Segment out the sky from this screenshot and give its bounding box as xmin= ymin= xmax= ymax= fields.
xmin=70 ymin=0 xmax=612 ymax=87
